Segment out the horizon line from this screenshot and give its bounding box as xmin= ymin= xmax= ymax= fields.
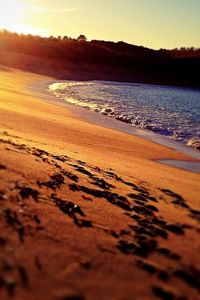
xmin=0 ymin=28 xmax=199 ymax=52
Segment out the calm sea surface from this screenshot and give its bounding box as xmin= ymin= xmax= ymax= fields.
xmin=49 ymin=81 xmax=200 ymax=150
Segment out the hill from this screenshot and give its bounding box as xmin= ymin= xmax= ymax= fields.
xmin=0 ymin=30 xmax=199 ymax=88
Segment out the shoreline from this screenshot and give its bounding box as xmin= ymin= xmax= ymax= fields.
xmin=157 ymin=159 xmax=200 ymax=174
xmin=1 ymin=69 xmax=200 ymax=300
xmin=28 ymin=78 xmax=200 ymax=173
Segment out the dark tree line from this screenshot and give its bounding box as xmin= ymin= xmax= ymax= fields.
xmin=0 ymin=30 xmax=199 ymax=88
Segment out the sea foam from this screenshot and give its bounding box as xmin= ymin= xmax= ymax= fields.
xmin=49 ymin=81 xmax=200 ymax=150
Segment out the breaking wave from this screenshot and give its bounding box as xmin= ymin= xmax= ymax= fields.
xmin=49 ymin=81 xmax=200 ymax=150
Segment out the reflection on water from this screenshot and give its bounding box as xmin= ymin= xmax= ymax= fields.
xmin=158 ymin=159 xmax=200 ymax=174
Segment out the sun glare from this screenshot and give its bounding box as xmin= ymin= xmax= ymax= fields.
xmin=0 ymin=0 xmax=23 ymax=32
xmin=0 ymin=0 xmax=49 ymax=36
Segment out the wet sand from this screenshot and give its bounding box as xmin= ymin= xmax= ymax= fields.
xmin=0 ymin=68 xmax=200 ymax=300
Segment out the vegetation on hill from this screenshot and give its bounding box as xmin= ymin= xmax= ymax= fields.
xmin=0 ymin=30 xmax=199 ymax=88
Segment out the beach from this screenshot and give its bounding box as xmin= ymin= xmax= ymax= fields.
xmin=0 ymin=68 xmax=200 ymax=300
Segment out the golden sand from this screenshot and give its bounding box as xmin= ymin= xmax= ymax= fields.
xmin=0 ymin=69 xmax=200 ymax=299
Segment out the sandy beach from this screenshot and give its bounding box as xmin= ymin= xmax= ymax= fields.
xmin=0 ymin=68 xmax=200 ymax=300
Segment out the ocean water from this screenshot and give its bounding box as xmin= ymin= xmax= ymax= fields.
xmin=49 ymin=81 xmax=200 ymax=150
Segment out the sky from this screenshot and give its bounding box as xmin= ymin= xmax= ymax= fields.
xmin=0 ymin=0 xmax=199 ymax=49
